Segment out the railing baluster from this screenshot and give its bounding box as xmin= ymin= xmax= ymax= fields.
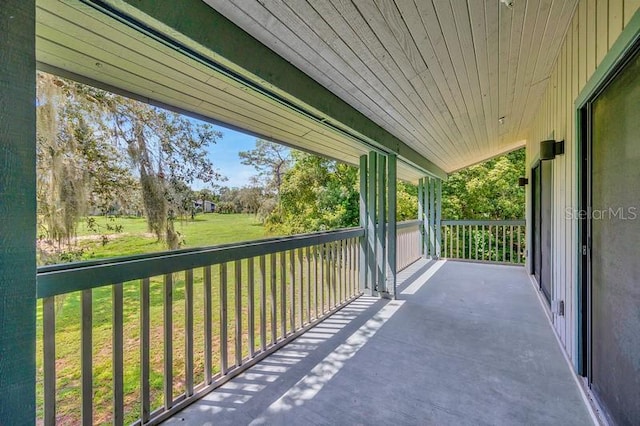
xmin=298 ymin=248 xmax=304 ymax=327
xmin=185 ymin=270 xmax=194 ymax=396
xmin=259 ymin=256 xmax=267 ymax=352
xmin=43 ymin=297 xmax=56 ymax=426
xmin=203 ymin=266 xmax=212 ymax=385
xmin=502 ymin=226 xmax=506 ymax=262
xmin=321 ymin=244 xmax=327 ymax=314
xmin=219 ymin=264 xmax=228 ymax=374
xmin=112 ymin=283 xmax=124 ymax=426
xmin=234 ymin=260 xmax=242 ymax=367
xmin=269 ymin=254 xmax=277 ymax=345
xmin=305 ymin=246 xmax=311 ymax=324
xmin=468 ymin=225 xmax=472 ymax=260
xmin=337 ymin=240 xmax=343 ymax=303
xmin=518 ymin=225 xmax=522 ymax=263
xmin=462 ymin=225 xmax=466 ymax=259
xmin=475 ymin=225 xmax=479 ymax=260
xmin=140 ymin=278 xmax=150 ymax=422
xmin=280 ymin=252 xmax=286 ymax=338
xmin=81 ymin=289 xmax=92 ymax=426
xmin=314 ymin=245 xmax=319 ymax=319
xmin=163 ymin=273 xmax=173 ymax=409
xmin=288 ymin=249 xmax=295 ymax=332
xmin=248 ymin=257 xmax=255 ymax=358
xmin=510 ymin=226 xmax=514 ymax=263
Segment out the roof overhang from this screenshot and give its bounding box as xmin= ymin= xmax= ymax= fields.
xmin=36 ymin=0 xmax=447 ymax=181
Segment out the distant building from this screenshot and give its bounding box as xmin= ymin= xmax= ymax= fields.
xmin=194 ymin=199 xmax=215 ymax=213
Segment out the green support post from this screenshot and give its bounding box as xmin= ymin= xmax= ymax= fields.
xmin=387 ymin=155 xmax=397 ymax=299
xmin=367 ymin=152 xmax=377 ymax=296
xmin=376 ymin=154 xmax=387 ymax=295
xmin=418 ymin=178 xmax=424 ymax=256
xmin=359 ymin=155 xmax=368 ymax=292
xmin=429 ymin=177 xmax=436 ymax=257
xmin=0 ymin=1 xmax=37 ymax=422
xmin=435 ymin=179 xmax=442 ymax=259
xmin=424 ymin=177 xmax=430 ymax=257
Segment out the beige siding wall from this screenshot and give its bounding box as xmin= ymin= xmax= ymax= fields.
xmin=526 ymin=0 xmax=639 ymax=365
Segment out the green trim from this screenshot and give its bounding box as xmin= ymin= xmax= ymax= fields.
xmin=91 ymin=0 xmax=446 ymax=179
xmin=576 ymin=9 xmax=640 ymax=108
xmin=0 ymin=1 xmax=37 ymax=421
xmin=37 ymin=228 xmax=364 ymax=298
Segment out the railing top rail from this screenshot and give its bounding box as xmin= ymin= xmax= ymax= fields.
xmin=441 ymin=219 xmax=525 ymax=226
xmin=397 ymin=220 xmax=420 ymax=230
xmin=37 ymin=227 xmax=364 ymax=298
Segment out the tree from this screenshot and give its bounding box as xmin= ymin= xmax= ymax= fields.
xmin=239 ymin=140 xmax=290 ymax=196
xmin=441 ymin=148 xmax=525 ymax=219
xmin=266 ymin=152 xmax=359 ymax=234
xmin=36 ymin=72 xmax=224 ymax=250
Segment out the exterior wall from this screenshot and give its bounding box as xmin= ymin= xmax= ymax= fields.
xmin=0 ymin=0 xmax=37 ymax=421
xmin=526 ymin=0 xmax=640 ymax=367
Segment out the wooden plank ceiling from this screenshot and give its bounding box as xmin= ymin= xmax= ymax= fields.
xmin=204 ymin=0 xmax=578 ymax=172
xmin=35 ymin=0 xmax=428 ymax=182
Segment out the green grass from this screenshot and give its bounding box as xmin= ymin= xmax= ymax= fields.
xmin=74 ymin=213 xmax=268 ymax=260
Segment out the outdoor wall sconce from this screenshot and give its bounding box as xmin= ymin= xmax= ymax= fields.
xmin=540 ymin=139 xmax=565 ymax=160
xmin=518 ymin=177 xmax=528 ymax=186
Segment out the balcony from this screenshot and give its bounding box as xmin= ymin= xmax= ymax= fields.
xmin=164 ymin=259 xmax=593 ymax=425
xmin=36 ymin=220 xmax=593 ymax=425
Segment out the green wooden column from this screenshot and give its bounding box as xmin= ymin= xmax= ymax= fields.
xmin=0 ymin=1 xmax=37 ymax=422
xmin=429 ymin=177 xmax=436 ymax=257
xmin=359 ymin=155 xmax=368 ymax=292
xmin=435 ymin=179 xmax=442 ymax=259
xmin=376 ymin=154 xmax=387 ymax=295
xmin=387 ymin=155 xmax=397 ymax=299
xmin=366 ymin=152 xmax=377 ymax=296
xmin=418 ymin=178 xmax=425 ymax=256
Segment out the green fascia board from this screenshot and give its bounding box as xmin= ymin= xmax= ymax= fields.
xmin=91 ymin=0 xmax=447 ymax=179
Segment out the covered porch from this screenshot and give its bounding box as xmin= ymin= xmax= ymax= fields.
xmin=165 ymin=259 xmax=593 ymax=425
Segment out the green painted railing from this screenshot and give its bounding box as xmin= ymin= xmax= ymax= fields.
xmin=36 ymin=228 xmax=363 ymax=425
xmin=440 ymin=220 xmax=526 ymax=264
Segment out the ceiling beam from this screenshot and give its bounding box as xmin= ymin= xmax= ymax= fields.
xmin=89 ymin=0 xmax=447 ymax=179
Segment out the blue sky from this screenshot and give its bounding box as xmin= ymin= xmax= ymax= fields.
xmin=193 ymin=124 xmax=259 ymax=190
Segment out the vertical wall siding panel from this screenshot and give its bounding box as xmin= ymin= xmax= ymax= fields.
xmin=587 ymin=0 xmax=597 ymax=78
xmin=527 ymin=0 xmax=640 ymax=362
xmin=609 ymin=0 xmax=624 ymax=47
xmin=625 ymin=0 xmax=640 ymax=25
xmin=597 ymin=0 xmax=610 ymax=65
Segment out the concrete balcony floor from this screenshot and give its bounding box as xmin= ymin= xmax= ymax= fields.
xmin=165 ymin=260 xmax=594 ymax=425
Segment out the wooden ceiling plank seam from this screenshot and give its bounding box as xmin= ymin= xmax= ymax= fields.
xmin=277 ymin=0 xmax=452 ymax=161
xmin=502 ymin=0 xmax=526 ymax=140
xmin=413 ymin=0 xmax=481 ymax=161
xmin=323 ymin=0 xmax=454 ymax=163
xmin=497 ymin=0 xmax=512 ymax=142
xmin=484 ymin=0 xmax=500 ymax=153
xmin=531 ymin=0 xmax=572 ymax=84
xmin=511 ymin=0 xmax=551 ymax=140
xmin=377 ymin=0 xmax=467 ymax=152
xmin=418 ymin=0 xmax=482 ymax=158
xmin=442 ymin=0 xmax=488 ymax=154
xmin=515 ymin=0 xmax=578 ymax=138
xmin=508 ymin=0 xmax=542 ymax=139
xmin=393 ymin=0 xmax=467 ymax=148
xmin=212 ymin=0 xmax=401 ymax=141
xmin=467 ymin=0 xmax=497 ymax=151
xmin=344 ymin=0 xmax=460 ymax=160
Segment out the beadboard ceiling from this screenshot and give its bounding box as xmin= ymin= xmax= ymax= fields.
xmin=203 ymin=0 xmax=578 ymax=172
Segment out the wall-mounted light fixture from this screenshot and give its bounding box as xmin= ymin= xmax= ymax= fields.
xmin=540 ymin=139 xmax=565 ymax=160
xmin=518 ymin=177 xmax=528 ymax=186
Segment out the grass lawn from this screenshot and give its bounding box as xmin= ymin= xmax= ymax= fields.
xmin=73 ymin=213 xmax=269 ymax=260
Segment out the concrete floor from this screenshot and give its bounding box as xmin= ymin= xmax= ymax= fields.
xmin=164 ymin=260 xmax=594 ymax=425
